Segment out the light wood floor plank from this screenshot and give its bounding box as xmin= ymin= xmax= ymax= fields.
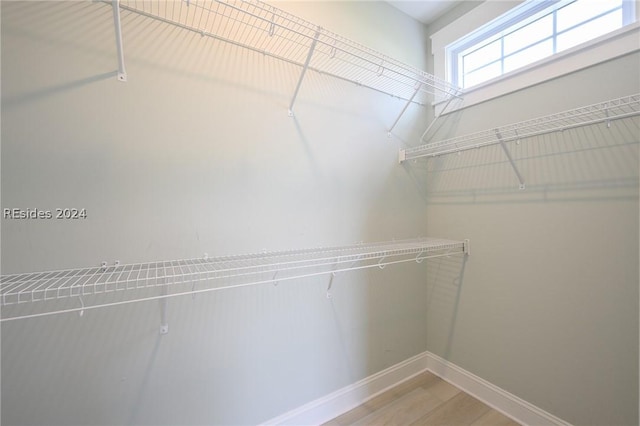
xmin=324 ymin=372 xmax=521 ymax=426
xmin=325 ymin=373 xmax=436 ymax=425
xmin=470 ymin=409 xmax=521 ymax=426
xmin=410 ymin=392 xmax=490 ymax=426
xmin=391 ymin=372 xmax=441 ymax=396
xmin=325 ymin=375 xmax=428 ymax=425
xmin=353 ymin=388 xmax=444 ymax=426
xmin=421 ymin=376 xmax=461 ymax=402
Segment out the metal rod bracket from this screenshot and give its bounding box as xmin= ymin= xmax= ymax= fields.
xmin=288 ymin=28 xmax=321 ymax=116
xmin=496 ymin=130 xmax=526 ymax=190
xmin=160 ymin=286 xmax=169 ymax=335
xmin=398 ymin=149 xmax=406 ymax=164
xmin=326 ymin=273 xmax=335 ymax=299
xmin=420 ymin=94 xmax=456 ymax=142
xmin=112 ymin=0 xmax=128 ymax=82
xmin=388 ymin=83 xmax=422 ymax=135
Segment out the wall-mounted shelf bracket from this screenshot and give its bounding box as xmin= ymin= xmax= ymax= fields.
xmin=112 ymin=0 xmax=127 ymax=82
xmin=377 ymin=254 xmax=387 ymax=269
xmin=496 ymin=130 xmax=526 ymax=190
xmin=101 ymin=260 xmax=120 ymax=271
xmin=159 ymin=300 xmax=169 ymax=334
xmin=288 ymin=28 xmax=320 ymax=117
xmin=388 ymin=83 xmax=422 ymax=136
xmin=420 ymin=94 xmax=458 ymax=143
xmin=398 ymin=149 xmax=406 ymax=164
xmin=78 ymin=296 xmax=85 ymax=317
xmin=326 ymin=272 xmax=335 ymax=299
xmin=159 ymin=285 xmax=169 ymax=335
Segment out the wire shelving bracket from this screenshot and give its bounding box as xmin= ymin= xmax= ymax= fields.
xmin=496 ymin=129 xmax=526 ymax=190
xmin=288 ymin=27 xmax=321 ymax=116
xmin=1 ymin=238 xmax=469 ymax=325
xmin=107 ymin=0 xmax=460 ymax=123
xmin=399 ymin=93 xmax=640 ymax=188
xmin=112 ymin=0 xmax=127 ymax=82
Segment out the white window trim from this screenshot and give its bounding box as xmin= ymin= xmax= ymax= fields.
xmin=431 ymin=0 xmax=640 ymax=115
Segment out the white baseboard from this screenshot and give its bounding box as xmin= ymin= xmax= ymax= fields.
xmin=262 ymin=351 xmax=571 ymax=426
xmin=425 ymin=352 xmax=571 ymax=426
xmin=261 ymin=352 xmax=429 ymax=425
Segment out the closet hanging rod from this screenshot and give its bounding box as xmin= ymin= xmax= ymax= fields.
xmin=114 ymin=0 xmax=460 ymax=102
xmin=399 ymin=93 xmax=640 ymax=162
xmin=1 ymin=238 xmax=468 ymax=322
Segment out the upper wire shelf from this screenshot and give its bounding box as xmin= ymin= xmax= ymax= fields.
xmin=1 ymin=238 xmax=469 ymax=322
xmin=115 ymin=0 xmax=460 ymax=104
xmin=400 ymin=93 xmax=640 ymax=162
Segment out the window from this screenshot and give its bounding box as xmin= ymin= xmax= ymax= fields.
xmin=448 ymin=0 xmax=636 ymax=89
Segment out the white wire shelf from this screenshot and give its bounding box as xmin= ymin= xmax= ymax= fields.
xmin=113 ymin=0 xmax=460 ymax=105
xmin=400 ymin=93 xmax=640 ymax=162
xmin=1 ymin=238 xmax=469 ymax=322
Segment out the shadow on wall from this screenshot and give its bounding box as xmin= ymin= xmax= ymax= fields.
xmin=1 ymin=1 xmax=300 ymax=111
xmin=425 ymin=254 xmax=468 ymax=360
xmin=402 ymin=117 xmax=640 ymax=205
xmin=2 ymin=72 xmax=119 ymax=109
xmin=2 ymin=275 xmax=365 ymax=426
xmin=427 ymin=256 xmax=469 ymax=359
xmin=4 ymin=0 xmax=429 ymax=145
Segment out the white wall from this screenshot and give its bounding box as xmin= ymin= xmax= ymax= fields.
xmin=5 ymin=2 xmax=637 ymax=425
xmin=1 ymin=1 xmax=434 ymax=424
xmin=419 ymin=7 xmax=640 ymax=422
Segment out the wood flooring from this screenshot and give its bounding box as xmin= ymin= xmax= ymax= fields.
xmin=323 ymin=372 xmax=521 ymax=426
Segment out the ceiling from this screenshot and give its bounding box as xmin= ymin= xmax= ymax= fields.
xmin=386 ymin=1 xmax=459 ymax=25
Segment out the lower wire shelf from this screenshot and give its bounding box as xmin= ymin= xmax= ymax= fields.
xmin=1 ymin=238 xmax=469 ymax=322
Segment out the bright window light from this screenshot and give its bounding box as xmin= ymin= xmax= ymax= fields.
xmin=448 ymin=0 xmax=636 ymax=89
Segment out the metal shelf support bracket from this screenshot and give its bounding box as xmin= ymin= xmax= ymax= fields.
xmin=112 ymin=0 xmax=128 ymax=82
xmin=326 ymin=272 xmax=335 ymax=299
xmin=288 ymin=28 xmax=320 ymax=117
xmin=377 ymin=255 xmax=387 ymax=269
xmin=420 ymin=94 xmax=457 ymax=143
xmin=388 ymin=83 xmax=422 ymax=136
xmin=159 ymin=286 xmax=169 ymax=335
xmin=398 ymin=149 xmax=406 ymax=164
xmin=78 ymin=296 xmax=85 ymax=317
xmin=496 ymin=130 xmax=526 ymax=190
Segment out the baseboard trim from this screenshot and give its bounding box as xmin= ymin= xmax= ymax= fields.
xmin=425 ymin=352 xmax=571 ymax=426
xmin=263 ymin=351 xmax=571 ymax=426
xmin=261 ymin=352 xmax=429 ymax=425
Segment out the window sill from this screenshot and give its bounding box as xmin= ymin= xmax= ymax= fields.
xmin=435 ymin=21 xmax=640 ymax=115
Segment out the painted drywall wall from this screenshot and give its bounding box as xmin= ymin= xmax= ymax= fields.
xmin=417 ymin=9 xmax=640 ymax=422
xmin=1 ymin=1 xmax=435 ymax=425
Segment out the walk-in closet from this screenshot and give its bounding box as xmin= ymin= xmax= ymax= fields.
xmin=2 ymin=0 xmax=639 ymax=425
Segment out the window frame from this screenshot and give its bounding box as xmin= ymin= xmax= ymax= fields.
xmin=447 ymin=0 xmax=636 ymax=90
